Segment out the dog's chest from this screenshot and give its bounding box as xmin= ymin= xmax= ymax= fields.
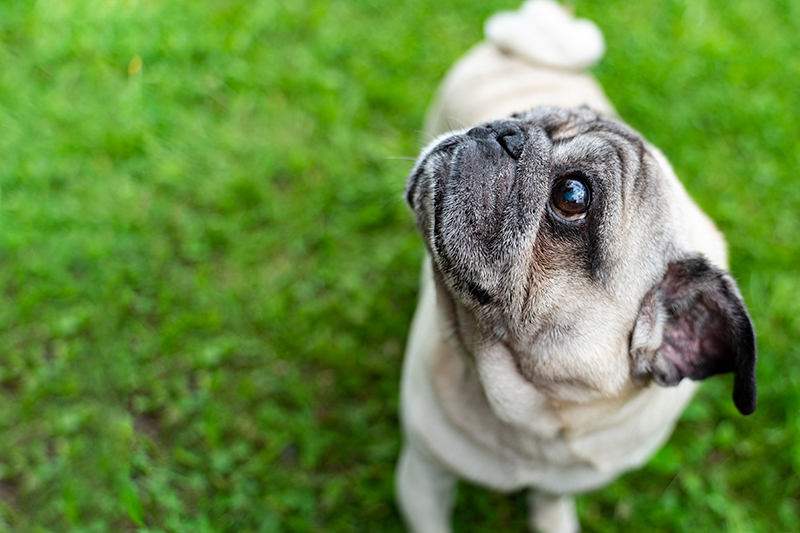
xmin=430 ymin=335 xmax=690 ymax=475
xmin=433 ymin=337 xmax=594 ymax=465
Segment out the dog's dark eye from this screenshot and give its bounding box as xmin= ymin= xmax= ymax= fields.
xmin=551 ymin=176 xmax=591 ymax=220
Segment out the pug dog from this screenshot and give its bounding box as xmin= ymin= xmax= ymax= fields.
xmin=395 ymin=2 xmax=757 ymax=532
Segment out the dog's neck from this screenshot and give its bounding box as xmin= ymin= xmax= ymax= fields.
xmin=433 ymin=261 xmax=638 ymax=404
xmin=431 ymin=319 xmax=647 ymax=465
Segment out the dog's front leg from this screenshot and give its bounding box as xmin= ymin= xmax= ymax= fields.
xmin=528 ymin=491 xmax=580 ymax=533
xmin=396 ymin=442 xmax=457 ymax=533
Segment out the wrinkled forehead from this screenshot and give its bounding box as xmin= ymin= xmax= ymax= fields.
xmin=511 ymin=106 xmax=643 ymax=148
xmin=412 ymin=106 xmax=645 ymax=180
xmin=511 ymin=106 xmax=648 ymax=191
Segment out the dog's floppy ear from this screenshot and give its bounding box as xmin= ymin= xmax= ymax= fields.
xmin=630 ymin=256 xmax=757 ymax=415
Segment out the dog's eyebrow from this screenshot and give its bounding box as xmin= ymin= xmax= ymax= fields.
xmin=584 ymin=119 xmax=644 ymax=149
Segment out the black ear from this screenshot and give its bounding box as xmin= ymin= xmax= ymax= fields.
xmin=630 ymin=256 xmax=757 ymax=415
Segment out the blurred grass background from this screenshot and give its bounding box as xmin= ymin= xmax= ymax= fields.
xmin=0 ymin=0 xmax=798 ymax=531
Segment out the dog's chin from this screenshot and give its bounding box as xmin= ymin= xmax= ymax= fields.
xmin=506 ymin=324 xmax=638 ymax=402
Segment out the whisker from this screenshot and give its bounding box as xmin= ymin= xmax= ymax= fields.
xmin=445 ymin=116 xmax=466 ymax=133
xmin=382 ymin=192 xmax=411 ymax=208
xmin=416 ymin=130 xmax=437 ymax=143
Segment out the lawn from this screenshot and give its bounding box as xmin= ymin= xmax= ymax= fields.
xmin=0 ymin=0 xmax=798 ymax=531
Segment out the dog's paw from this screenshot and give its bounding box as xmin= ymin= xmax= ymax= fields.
xmin=528 ymin=492 xmax=580 ymax=533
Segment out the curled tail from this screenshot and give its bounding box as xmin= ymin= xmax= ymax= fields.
xmin=424 ymin=0 xmax=613 ymax=136
xmin=484 ymin=0 xmax=605 ymax=71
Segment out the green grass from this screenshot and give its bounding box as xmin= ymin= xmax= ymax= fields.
xmin=0 ymin=0 xmax=798 ymax=531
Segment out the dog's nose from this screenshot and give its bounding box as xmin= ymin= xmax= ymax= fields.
xmin=466 ymin=121 xmax=525 ymax=159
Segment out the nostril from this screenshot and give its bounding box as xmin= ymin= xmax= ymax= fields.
xmin=466 ymin=122 xmax=525 ymax=159
xmin=491 ymin=122 xmax=525 ymax=159
xmin=497 ymin=131 xmax=524 ymax=159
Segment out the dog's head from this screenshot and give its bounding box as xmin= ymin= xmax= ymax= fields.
xmin=405 ymin=107 xmax=756 ymax=414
